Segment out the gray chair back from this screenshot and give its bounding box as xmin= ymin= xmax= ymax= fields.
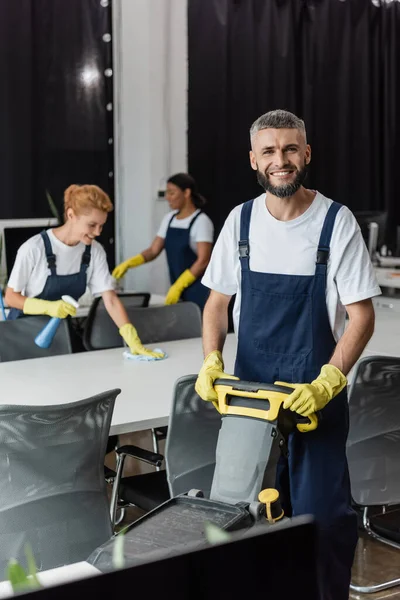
xmin=166 ymin=375 xmax=221 ymax=497
xmin=0 ymin=389 xmax=120 ymax=573
xmin=83 ymin=292 xmax=150 ymax=350
xmin=0 ymin=317 xmax=72 ymax=362
xmin=130 ymin=303 xmax=202 ymax=345
xmin=347 ymin=356 xmax=400 ymax=506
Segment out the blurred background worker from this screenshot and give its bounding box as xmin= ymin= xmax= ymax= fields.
xmin=113 ymin=173 xmax=214 ymax=311
xmin=5 ymin=184 xmax=162 ymax=359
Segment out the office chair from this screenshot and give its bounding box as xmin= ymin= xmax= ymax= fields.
xmin=128 ymin=303 xmax=203 ymax=455
xmin=110 ymin=375 xmax=221 ymax=528
xmin=347 ymin=356 xmax=400 ymax=594
xmin=0 ymin=316 xmax=72 ymax=362
xmin=128 ymin=302 xmax=202 ymax=345
xmin=83 ymin=292 xmax=151 ymax=351
xmin=0 ymin=389 xmax=121 ymax=573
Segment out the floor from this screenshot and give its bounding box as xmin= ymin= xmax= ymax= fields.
xmin=106 ymin=431 xmax=400 ymax=600
xmin=351 ymin=530 xmax=400 ymax=599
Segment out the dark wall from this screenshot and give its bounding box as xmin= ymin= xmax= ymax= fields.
xmin=0 ymin=0 xmax=115 ymax=264
xmin=188 ymin=0 xmax=400 ymax=246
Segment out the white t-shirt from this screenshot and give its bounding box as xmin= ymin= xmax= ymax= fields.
xmin=7 ymin=229 xmax=115 ymax=299
xmin=157 ymin=209 xmax=214 ymax=254
xmin=202 ymin=192 xmax=381 ymax=341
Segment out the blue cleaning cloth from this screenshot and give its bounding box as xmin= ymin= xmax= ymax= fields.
xmin=123 ymin=348 xmax=167 ymax=361
xmin=0 ymin=288 xmax=6 ymax=321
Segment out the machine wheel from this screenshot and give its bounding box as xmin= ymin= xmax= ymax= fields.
xmin=187 ymin=489 xmax=204 ymax=498
xmin=249 ymin=501 xmax=265 ymax=521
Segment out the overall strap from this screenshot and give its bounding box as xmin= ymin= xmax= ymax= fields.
xmin=167 ymin=212 xmax=178 ymax=229
xmin=315 ymin=201 xmax=343 ymax=274
xmin=187 ymin=210 xmax=203 ymax=234
xmin=80 ymin=244 xmax=92 ymax=273
xmin=238 ymin=199 xmax=254 ymax=271
xmin=40 ymin=231 xmax=57 ymax=275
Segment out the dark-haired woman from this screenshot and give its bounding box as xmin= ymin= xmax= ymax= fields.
xmin=113 ymin=173 xmax=214 ymax=310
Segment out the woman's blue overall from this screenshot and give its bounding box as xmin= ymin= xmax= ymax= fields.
xmin=164 ymin=211 xmax=210 ymax=311
xmin=7 ymin=231 xmax=91 ymax=320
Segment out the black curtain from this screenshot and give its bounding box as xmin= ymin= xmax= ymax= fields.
xmin=188 ymin=0 xmax=400 ymax=247
xmin=0 ymin=0 xmax=115 ymax=264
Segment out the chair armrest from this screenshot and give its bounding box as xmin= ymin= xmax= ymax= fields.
xmin=116 ymin=444 xmax=164 ymax=468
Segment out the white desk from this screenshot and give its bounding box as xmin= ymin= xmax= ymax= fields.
xmin=375 ymin=267 xmax=400 ymax=290
xmin=0 ymin=304 xmax=398 ymax=435
xmin=0 ymin=562 xmax=99 ymax=599
xmin=0 ymin=335 xmax=238 ymax=436
xmin=363 ymin=317 xmax=400 ymax=358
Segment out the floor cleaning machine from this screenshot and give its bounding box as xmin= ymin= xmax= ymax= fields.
xmin=89 ymin=379 xmax=318 ymax=569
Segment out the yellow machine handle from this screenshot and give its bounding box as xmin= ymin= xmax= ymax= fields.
xmin=213 ymin=379 xmax=318 ymax=433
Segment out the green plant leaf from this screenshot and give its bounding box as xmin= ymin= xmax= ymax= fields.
xmin=46 ymin=190 xmax=61 ymax=224
xmin=6 ymin=546 xmax=42 ymax=593
xmin=6 ymin=559 xmax=36 ymax=593
xmin=25 ymin=543 xmax=41 ymax=588
xmin=112 ymin=529 xmax=126 ymax=570
xmin=204 ymin=521 xmax=232 ymax=545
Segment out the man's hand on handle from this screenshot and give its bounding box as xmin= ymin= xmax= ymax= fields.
xmin=195 ymin=350 xmax=238 ymax=404
xmin=275 ymin=364 xmax=347 ymax=416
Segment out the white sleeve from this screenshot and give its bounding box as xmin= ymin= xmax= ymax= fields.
xmin=330 ymin=206 xmax=381 ymax=305
xmin=193 ymin=214 xmax=214 ymax=243
xmin=87 ymin=243 xmax=115 ymax=297
xmin=201 ymin=208 xmax=239 ymax=295
xmin=157 ymin=212 xmax=174 ymax=239
xmin=7 ymin=242 xmax=37 ymax=293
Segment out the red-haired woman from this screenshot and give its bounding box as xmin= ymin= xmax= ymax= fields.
xmin=5 ymin=184 xmax=161 ymax=358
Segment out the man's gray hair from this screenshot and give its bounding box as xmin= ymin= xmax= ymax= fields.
xmin=250 ymin=109 xmax=307 ymax=142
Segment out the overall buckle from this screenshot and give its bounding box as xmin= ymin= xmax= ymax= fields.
xmin=316 ymin=248 xmax=329 ymax=264
xmin=238 ymin=240 xmax=249 ymax=258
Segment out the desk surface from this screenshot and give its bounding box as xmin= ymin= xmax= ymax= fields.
xmin=0 ymin=562 xmax=99 ymax=599
xmin=363 ymin=307 xmax=400 ymax=357
xmin=0 ymin=335 xmax=237 ymax=435
xmin=375 ymin=267 xmax=400 ymax=290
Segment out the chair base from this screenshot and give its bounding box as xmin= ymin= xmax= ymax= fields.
xmin=350 ymin=507 xmax=400 ymax=594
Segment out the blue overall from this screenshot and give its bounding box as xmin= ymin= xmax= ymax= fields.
xmin=7 ymin=231 xmax=91 ymax=320
xmin=235 ymin=200 xmax=358 ymax=600
xmin=164 ymin=211 xmax=210 ymax=311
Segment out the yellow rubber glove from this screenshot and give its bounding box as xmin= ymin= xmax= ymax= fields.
xmin=275 ymin=364 xmax=347 ymax=416
xmin=23 ymin=297 xmax=77 ymax=319
xmin=165 ymin=269 xmax=197 ymax=305
xmin=112 ymin=254 xmax=145 ymax=280
xmin=119 ymin=323 xmax=164 ymax=358
xmin=195 ymin=350 xmax=239 ymax=407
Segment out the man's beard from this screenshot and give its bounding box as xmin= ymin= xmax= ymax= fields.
xmin=256 ymin=162 xmax=308 ymax=198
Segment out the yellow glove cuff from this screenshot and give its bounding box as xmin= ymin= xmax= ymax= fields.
xmin=119 ymin=322 xmax=138 ymax=341
xmin=173 ymin=269 xmax=197 ymax=291
xmin=314 ymin=364 xmax=347 ymax=400
xmin=204 ymin=350 xmax=224 ymax=369
xmin=23 ymin=297 xmax=44 ymax=316
xmin=126 ymin=254 xmax=145 ymax=269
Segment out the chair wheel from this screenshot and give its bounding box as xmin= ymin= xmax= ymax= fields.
xmin=187 ymin=489 xmax=204 ymax=498
xmin=249 ymin=501 xmax=265 ymax=521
